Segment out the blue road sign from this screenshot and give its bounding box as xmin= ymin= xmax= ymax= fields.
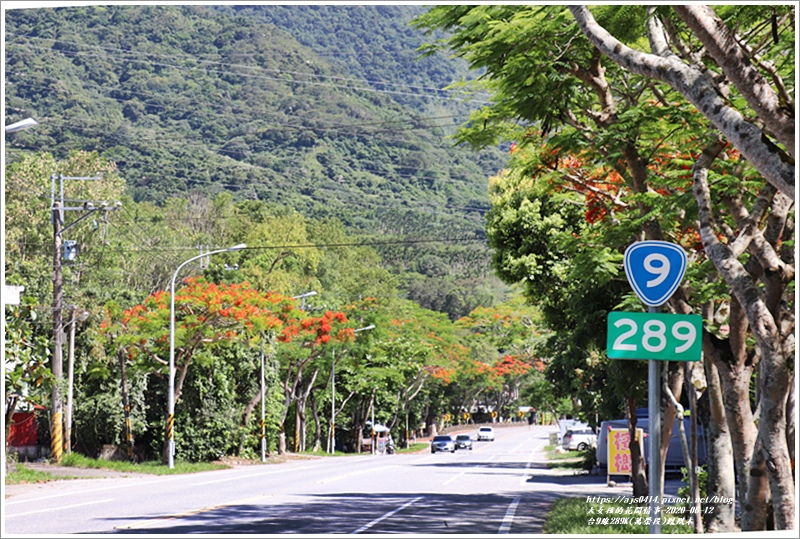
xmin=623 ymin=241 xmax=687 ymax=307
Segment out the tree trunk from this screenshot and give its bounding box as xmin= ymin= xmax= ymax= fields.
xmin=278 ymin=426 xmax=286 ymax=455
xmin=684 ymin=363 xmax=702 ymax=534
xmin=786 ymin=372 xmax=795 ymax=469
xmin=753 ymin=352 xmax=794 ymax=530
xmin=700 ymin=330 xmax=736 ymax=532
xmin=310 ymin=391 xmax=322 ymax=452
xmin=660 ymin=362 xmax=683 ymax=490
xmin=239 ymin=387 xmax=262 ymax=456
xmin=627 ymin=395 xmax=648 ymax=498
xmin=295 ymin=402 xmax=304 ymax=453
xmin=294 ymin=368 xmax=319 ymax=453
xmin=742 ymin=439 xmax=768 ymax=530
xmin=117 ymin=348 xmax=135 ymax=462
xmin=5 ymin=395 xmax=19 ymax=457
xmin=693 ymin=149 xmax=794 ymax=530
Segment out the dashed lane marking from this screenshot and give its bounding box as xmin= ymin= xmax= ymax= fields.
xmin=351 ymin=496 xmax=423 ymax=534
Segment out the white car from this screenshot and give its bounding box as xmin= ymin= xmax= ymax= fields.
xmin=562 ymin=428 xmax=597 ymax=451
xmin=477 ymin=426 xmax=496 ymax=441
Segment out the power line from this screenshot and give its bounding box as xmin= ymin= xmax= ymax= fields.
xmin=11 ymin=235 xmax=488 ymax=256
xmin=6 ymin=38 xmax=490 ymax=104
xmin=5 ymin=32 xmax=489 ymax=99
xmin=8 ymin=73 xmax=467 ymax=137
xmin=7 ymin=137 xmax=495 ymax=204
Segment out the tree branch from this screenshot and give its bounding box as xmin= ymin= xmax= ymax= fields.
xmin=568 ymin=5 xmax=795 ymax=198
xmin=673 ymin=5 xmax=795 ymax=156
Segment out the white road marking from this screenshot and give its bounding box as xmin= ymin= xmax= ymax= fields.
xmin=442 ymin=455 xmax=496 ymax=486
xmin=498 ymin=496 xmax=521 ymax=534
xmin=519 ymin=448 xmax=537 ymax=486
xmin=4 ymin=477 xmax=175 ymax=505
xmin=192 ymin=464 xmax=315 ymax=485
xmin=351 ymin=496 xmax=423 ymax=534
xmin=5 ymin=498 xmax=115 ymax=517
xmin=316 ymin=464 xmax=398 ymax=484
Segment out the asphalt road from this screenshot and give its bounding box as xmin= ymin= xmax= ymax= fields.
xmin=3 ymin=424 xmax=677 ymax=535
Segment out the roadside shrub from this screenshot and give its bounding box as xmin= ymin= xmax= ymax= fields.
xmin=580 ymin=445 xmax=596 ymax=471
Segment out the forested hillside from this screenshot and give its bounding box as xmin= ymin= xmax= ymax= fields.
xmin=5 ymin=4 xmax=508 ymax=319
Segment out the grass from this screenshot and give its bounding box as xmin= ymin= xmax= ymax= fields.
xmin=544 ymin=444 xmax=582 ymax=460
xmin=543 ymin=444 xmax=584 ymax=469
xmin=61 ymin=452 xmax=229 ymax=475
xmin=5 ymin=464 xmax=78 ymax=485
xmin=543 ymin=444 xmax=595 ymax=471
xmin=543 ymin=497 xmax=693 ymax=534
xmin=397 ymin=442 xmax=428 ymax=454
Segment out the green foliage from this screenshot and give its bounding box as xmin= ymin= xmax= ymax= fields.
xmin=543 ymin=497 xmax=692 ymax=534
xmin=4 ymin=304 xmax=53 ymax=413
xmin=173 ymin=351 xmax=249 ymax=462
xmin=62 ymin=452 xmax=228 ymax=474
xmin=5 ymin=4 xmax=507 ymax=296
xmin=5 ymin=464 xmax=74 ymax=484
xmin=677 ymin=465 xmax=708 ymax=508
xmin=72 ymin=375 xmax=147 ymax=455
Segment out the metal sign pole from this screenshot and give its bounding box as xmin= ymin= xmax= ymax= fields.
xmin=618 ymin=241 xmax=689 ymax=535
xmin=648 ymin=306 xmax=662 ymax=534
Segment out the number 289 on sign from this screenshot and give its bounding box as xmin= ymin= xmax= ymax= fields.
xmin=607 ymin=312 xmax=702 ymax=361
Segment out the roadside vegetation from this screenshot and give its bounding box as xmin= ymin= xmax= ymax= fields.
xmin=544 ymin=497 xmax=693 ymax=534
xmin=543 ymin=444 xmax=594 ymax=472
xmin=416 ymin=4 xmax=794 ymax=532
xmin=5 ymin=464 xmax=75 ymax=485
xmin=61 ymin=453 xmax=228 ymax=475
xmin=4 ymin=5 xmax=794 ymax=533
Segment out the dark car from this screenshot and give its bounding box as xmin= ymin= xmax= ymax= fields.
xmin=431 ymin=435 xmax=455 ymax=453
xmin=454 ymin=434 xmax=473 ymax=450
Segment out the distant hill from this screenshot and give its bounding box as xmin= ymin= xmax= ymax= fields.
xmin=4 ymin=4 xmax=509 ymax=318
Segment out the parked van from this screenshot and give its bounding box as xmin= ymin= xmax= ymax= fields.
xmin=596 ymin=416 xmax=706 ymax=473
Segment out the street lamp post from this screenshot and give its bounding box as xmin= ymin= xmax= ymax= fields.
xmin=4 ymin=117 xmax=38 ymax=133
xmin=261 ymin=338 xmax=267 ymax=463
xmin=292 ymin=290 xmax=317 ymax=310
xmin=64 ymin=307 xmax=89 ymax=454
xmin=167 ymin=243 xmax=246 ymax=469
xmin=329 ymin=324 xmax=374 ymax=454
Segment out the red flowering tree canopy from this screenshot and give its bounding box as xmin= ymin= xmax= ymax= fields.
xmin=102 ymin=277 xmax=351 ymax=374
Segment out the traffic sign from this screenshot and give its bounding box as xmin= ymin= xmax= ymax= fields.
xmin=623 ymin=241 xmax=687 ymax=307
xmin=607 ymin=311 xmax=702 ymax=361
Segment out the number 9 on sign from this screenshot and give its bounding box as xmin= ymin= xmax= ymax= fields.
xmin=607 ymin=311 xmax=702 ymax=361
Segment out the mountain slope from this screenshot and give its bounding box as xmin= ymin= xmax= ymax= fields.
xmin=4 ymin=4 xmax=509 ymax=317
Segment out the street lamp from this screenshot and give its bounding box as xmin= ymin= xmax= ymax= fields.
xmin=329 ymin=324 xmax=375 ymax=454
xmin=167 ymin=243 xmax=246 ymax=468
xmin=64 ymin=307 xmax=89 ymax=454
xmin=292 ymin=290 xmax=317 ymax=310
xmin=5 ymin=117 xmax=38 ymax=133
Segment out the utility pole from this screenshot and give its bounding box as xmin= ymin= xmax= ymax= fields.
xmin=51 ymin=200 xmax=64 ymax=462
xmin=49 ymin=173 xmax=117 ymax=462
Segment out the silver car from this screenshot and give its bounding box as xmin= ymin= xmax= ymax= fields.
xmin=454 ymin=434 xmax=473 ymax=450
xmin=431 ymin=435 xmax=456 ymax=453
